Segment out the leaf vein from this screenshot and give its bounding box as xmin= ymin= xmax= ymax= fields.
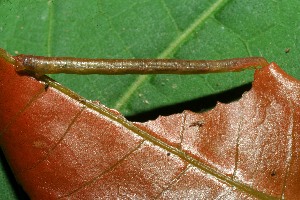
xmin=46 ymin=0 xmax=54 ymax=56
xmin=280 ymin=102 xmax=295 ymax=199
xmin=48 ymin=76 xmax=278 ymax=200
xmin=154 ymin=164 xmax=191 ymax=199
xmin=59 ymin=140 xmax=145 ymax=199
xmin=159 ymin=0 xmax=180 ymax=33
xmin=0 ymin=87 xmax=45 ymax=138
xmin=21 ymin=107 xmax=85 ymax=173
xmin=114 ymin=0 xmax=230 ymax=110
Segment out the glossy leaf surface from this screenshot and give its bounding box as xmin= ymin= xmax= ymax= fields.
xmin=0 ymin=56 xmax=300 ymax=199
xmin=1 ymin=0 xmax=300 ymax=198
xmin=1 ymin=0 xmax=300 ymax=117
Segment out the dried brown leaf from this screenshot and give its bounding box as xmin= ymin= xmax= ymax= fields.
xmin=0 ymin=57 xmax=299 ymax=199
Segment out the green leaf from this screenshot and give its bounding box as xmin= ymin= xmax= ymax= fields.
xmin=0 ymin=0 xmax=299 ymax=199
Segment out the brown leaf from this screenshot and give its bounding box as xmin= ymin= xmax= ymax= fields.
xmin=136 ymin=63 xmax=300 ymax=199
xmin=0 ymin=56 xmax=299 ymax=199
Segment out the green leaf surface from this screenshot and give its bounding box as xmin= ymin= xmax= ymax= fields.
xmin=0 ymin=0 xmax=299 ymax=199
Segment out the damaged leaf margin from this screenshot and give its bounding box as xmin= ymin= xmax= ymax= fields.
xmin=0 ymin=54 xmax=299 ymax=199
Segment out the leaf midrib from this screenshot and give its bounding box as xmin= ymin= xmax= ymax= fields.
xmin=113 ymin=0 xmax=231 ymax=110
xmin=47 ymin=75 xmax=277 ymax=200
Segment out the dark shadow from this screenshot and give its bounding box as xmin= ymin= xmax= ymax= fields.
xmin=127 ymin=83 xmax=252 ymax=122
xmin=0 ymin=150 xmax=30 ymax=200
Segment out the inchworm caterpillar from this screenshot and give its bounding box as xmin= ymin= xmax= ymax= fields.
xmin=12 ymin=52 xmax=269 ymax=76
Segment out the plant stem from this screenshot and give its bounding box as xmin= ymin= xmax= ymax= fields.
xmin=14 ymin=54 xmax=269 ymax=76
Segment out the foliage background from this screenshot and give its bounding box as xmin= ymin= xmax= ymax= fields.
xmin=0 ymin=0 xmax=299 ymax=198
